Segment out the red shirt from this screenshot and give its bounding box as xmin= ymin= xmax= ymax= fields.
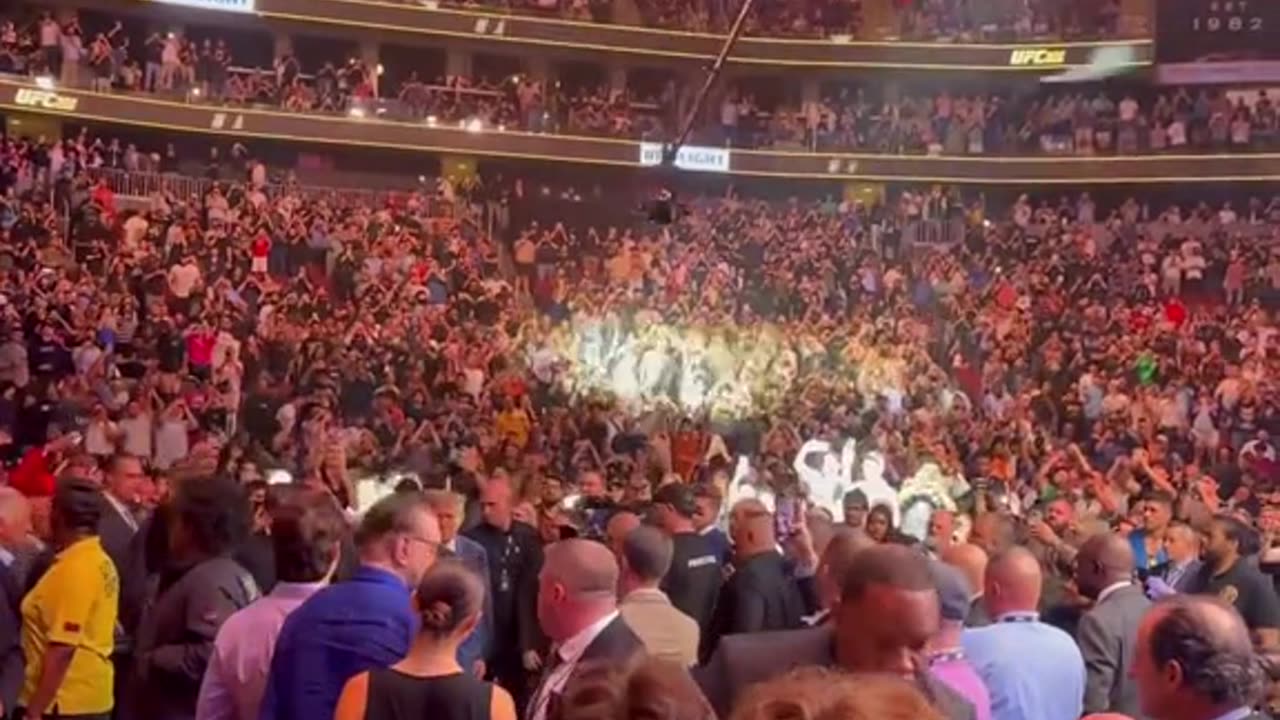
xmin=11 ymin=448 xmax=55 ymax=498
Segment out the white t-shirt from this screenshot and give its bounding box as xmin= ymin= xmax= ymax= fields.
xmin=120 ymin=414 xmax=154 ymax=460
xmin=86 ymin=420 xmax=118 ymax=457
xmin=168 ymin=263 xmax=201 ymax=298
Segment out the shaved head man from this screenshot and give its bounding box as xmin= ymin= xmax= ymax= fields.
xmin=1074 ymin=533 xmax=1151 ymax=718
xmin=942 ymin=542 xmax=990 ymax=627
xmin=963 ymin=547 xmax=1086 ymax=720
xmin=969 ymin=513 xmax=1016 ymax=557
xmin=714 ymin=498 xmax=806 ymax=641
xmin=604 ymin=510 xmax=641 ymax=560
xmin=814 ymin=527 xmax=875 ymax=617
xmin=1133 ymin=596 xmax=1267 ymax=720
xmin=529 ymin=539 xmax=644 ymax=720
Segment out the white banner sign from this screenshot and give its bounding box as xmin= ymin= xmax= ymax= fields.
xmin=153 ymin=0 xmax=255 ymax=13
xmin=638 ymin=143 xmax=730 ymax=173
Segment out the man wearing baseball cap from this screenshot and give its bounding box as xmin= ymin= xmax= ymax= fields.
xmin=652 ymin=483 xmax=723 ymax=659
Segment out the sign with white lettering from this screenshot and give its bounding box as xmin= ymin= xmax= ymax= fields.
xmin=14 ymin=88 xmax=77 ymax=111
xmin=638 ymin=142 xmax=730 ymax=173
xmin=152 ymin=0 xmax=255 ymax=13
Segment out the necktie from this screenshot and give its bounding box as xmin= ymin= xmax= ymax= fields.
xmin=527 ymin=649 xmax=567 ymax=720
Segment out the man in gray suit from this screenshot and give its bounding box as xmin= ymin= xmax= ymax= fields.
xmin=1146 ymin=523 xmax=1203 ymax=599
xmin=696 ymin=544 xmax=975 ymax=720
xmin=1075 ymin=532 xmax=1151 ymax=719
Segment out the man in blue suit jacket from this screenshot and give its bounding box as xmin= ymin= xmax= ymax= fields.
xmin=425 ymin=490 xmax=493 ymax=674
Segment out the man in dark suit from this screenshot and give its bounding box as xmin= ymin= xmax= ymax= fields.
xmin=0 ymin=487 xmax=29 ymax=716
xmin=697 ymin=544 xmax=975 ymax=720
xmin=709 ymin=500 xmax=805 ymax=652
xmin=1075 ymin=532 xmax=1151 ymax=719
xmin=98 ymin=455 xmax=148 ymax=625
xmin=1131 ymin=594 xmax=1269 ymax=720
xmin=425 ymin=489 xmax=493 ymax=676
xmin=527 ymin=538 xmax=644 ymax=720
xmin=466 ymin=475 xmax=543 ymax=708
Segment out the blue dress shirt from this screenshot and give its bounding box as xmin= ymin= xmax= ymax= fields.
xmin=1129 ymin=529 xmax=1169 ymax=572
xmin=259 ymin=565 xmax=417 ymax=720
xmin=962 ymin=613 xmax=1086 ymax=720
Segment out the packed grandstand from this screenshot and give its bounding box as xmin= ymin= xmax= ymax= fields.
xmin=0 ymin=1 xmax=1277 ymax=720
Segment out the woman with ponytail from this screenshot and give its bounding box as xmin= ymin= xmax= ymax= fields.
xmin=335 ymin=559 xmax=517 ymax=720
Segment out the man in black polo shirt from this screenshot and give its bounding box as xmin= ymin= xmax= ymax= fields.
xmin=1194 ymin=513 xmax=1280 ymax=648
xmin=651 ymin=483 xmax=722 ymax=655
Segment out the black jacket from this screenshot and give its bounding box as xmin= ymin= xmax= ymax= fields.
xmin=710 ymin=550 xmax=804 ymax=652
xmin=130 ymin=555 xmax=259 ymax=720
xmin=696 ymin=625 xmax=975 ymax=720
xmin=0 ymin=560 xmax=23 ymax=711
xmin=464 ymin=520 xmax=544 ymax=659
xmin=542 ymin=617 xmax=645 ymax=720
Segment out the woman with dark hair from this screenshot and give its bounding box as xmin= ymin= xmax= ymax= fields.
xmin=865 ymin=504 xmax=895 ymax=543
xmin=334 ymin=559 xmax=516 ymax=720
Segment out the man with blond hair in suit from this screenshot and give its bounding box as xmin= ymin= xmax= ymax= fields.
xmin=617 ymin=525 xmax=699 ymax=667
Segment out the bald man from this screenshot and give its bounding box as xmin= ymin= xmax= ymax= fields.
xmin=963 ymin=547 xmax=1085 ymax=720
xmin=605 ymin=510 xmax=641 ymax=560
xmin=1074 ymin=533 xmax=1151 ymax=719
xmin=943 ymin=543 xmax=991 ymax=627
xmin=1132 ymin=596 xmax=1268 ymax=720
xmin=528 ymin=539 xmax=644 ymax=720
xmin=464 ymin=477 xmax=544 ymax=708
xmin=710 ymin=499 xmax=805 ymax=650
xmin=810 ymin=527 xmax=875 ymax=623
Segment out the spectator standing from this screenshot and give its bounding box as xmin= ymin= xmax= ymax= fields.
xmin=1146 ymin=522 xmax=1202 ymax=598
xmin=0 ymin=488 xmax=30 ymax=717
xmin=1074 ymin=533 xmax=1150 ymax=718
xmin=18 ymin=480 xmax=117 ymax=720
xmin=97 ymin=454 xmax=147 ymax=696
xmin=617 ymin=525 xmax=700 ymax=667
xmin=942 ymin=543 xmax=991 ymax=627
xmin=928 ymin=562 xmax=993 ymax=720
xmin=691 ymin=484 xmax=730 ymax=566
xmin=1131 ymin=595 xmax=1268 ymax=720
xmin=527 ymin=539 xmax=643 ymax=720
xmin=129 ymin=477 xmax=259 ymax=720
xmin=709 ymin=500 xmax=804 ymax=649
xmin=423 ymin=489 xmax=492 ymax=678
xmin=463 ymin=478 xmax=543 ymax=707
xmin=334 ymin=559 xmax=517 ymax=720
xmin=962 ymin=548 xmax=1085 ymax=720
xmin=196 ymin=487 xmax=345 ymax=720
xmin=1130 ymin=491 xmax=1173 ymax=574
xmin=699 ymin=544 xmax=975 ymax=720
xmin=261 ymin=491 xmax=441 ymax=720
xmin=1191 ymin=514 xmax=1280 ymax=648
xmin=650 ymin=483 xmax=721 ymax=648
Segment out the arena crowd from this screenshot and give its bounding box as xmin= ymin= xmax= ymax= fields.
xmin=0 ymin=10 xmax=1257 ymax=156
xmin=0 ymin=106 xmax=1276 ymax=720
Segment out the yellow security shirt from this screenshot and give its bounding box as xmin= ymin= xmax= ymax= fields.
xmin=20 ymin=536 xmax=119 ymax=715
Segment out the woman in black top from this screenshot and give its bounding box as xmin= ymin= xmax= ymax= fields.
xmin=335 ymin=559 xmax=517 ymax=720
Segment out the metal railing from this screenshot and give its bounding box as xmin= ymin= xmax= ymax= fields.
xmin=84 ymin=167 xmax=462 ymax=218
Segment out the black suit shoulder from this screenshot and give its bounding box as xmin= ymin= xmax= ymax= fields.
xmin=582 ymin=616 xmax=644 ymax=664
